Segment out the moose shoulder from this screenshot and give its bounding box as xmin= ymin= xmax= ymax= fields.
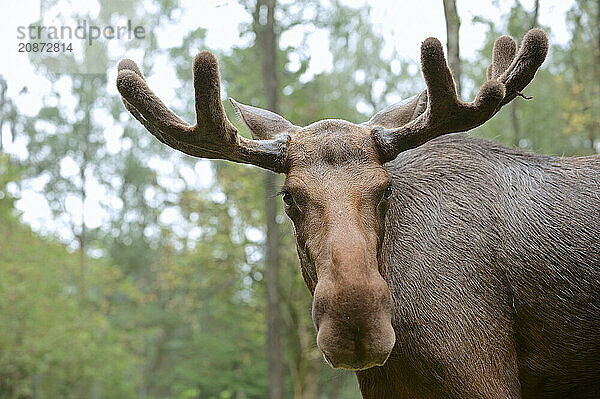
xmin=361 ymin=135 xmax=600 ymax=398
xmin=117 ymin=28 xmax=600 ymax=398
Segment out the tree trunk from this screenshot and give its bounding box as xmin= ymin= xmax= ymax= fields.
xmin=79 ymin=86 xmax=91 ymax=303
xmin=254 ymin=0 xmax=285 ymax=397
xmin=512 ymin=0 xmax=540 ymax=148
xmin=0 ymin=79 xmax=6 ymax=150
xmin=264 ymin=170 xmax=284 ymax=399
xmin=593 ymin=0 xmax=600 ymax=153
xmin=443 ymin=0 xmax=461 ymax=96
xmin=510 ymin=101 xmax=521 ymax=147
xmin=294 ymin=358 xmax=319 ymax=399
xmin=329 ymin=374 xmax=340 ymax=399
xmin=531 ymin=0 xmax=540 ymax=30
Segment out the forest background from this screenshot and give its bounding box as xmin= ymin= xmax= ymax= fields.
xmin=0 ymin=0 xmax=598 ymax=398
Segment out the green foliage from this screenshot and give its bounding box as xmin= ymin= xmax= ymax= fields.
xmin=466 ymin=0 xmax=598 ymax=156
xmin=0 ymin=160 xmax=140 ymax=398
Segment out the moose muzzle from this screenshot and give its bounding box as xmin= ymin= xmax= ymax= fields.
xmin=311 ymin=231 xmax=395 ymax=370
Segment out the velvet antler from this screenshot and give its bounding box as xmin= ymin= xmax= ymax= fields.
xmin=368 ymin=28 xmax=548 ymax=162
xmin=116 ymin=52 xmax=290 ymax=173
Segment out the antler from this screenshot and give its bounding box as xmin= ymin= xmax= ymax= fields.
xmin=116 ymin=52 xmax=290 ymax=173
xmin=369 ymin=28 xmax=548 ymax=163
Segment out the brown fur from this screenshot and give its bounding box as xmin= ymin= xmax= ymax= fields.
xmin=281 ymin=125 xmax=600 ymax=398
xmin=116 ymin=29 xmax=600 ymax=398
xmin=354 ymin=135 xmax=600 ymax=398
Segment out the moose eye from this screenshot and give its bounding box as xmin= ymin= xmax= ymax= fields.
xmin=383 ymin=185 xmax=393 ymax=200
xmin=282 ymin=191 xmax=294 ymax=206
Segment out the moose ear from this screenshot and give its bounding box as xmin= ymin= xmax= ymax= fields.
xmin=230 ymin=98 xmax=300 ymax=140
xmin=365 ymin=91 xmax=428 ymax=129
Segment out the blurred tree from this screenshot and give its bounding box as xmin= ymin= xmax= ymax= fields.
xmin=509 ymin=0 xmax=539 ymax=147
xmin=20 ymin=0 xmax=177 ymax=301
xmin=253 ymin=0 xmax=285 ymax=397
xmin=466 ymin=0 xmax=598 ymax=157
xmin=22 ymin=71 xmax=108 ymax=302
xmin=14 ymin=2 xmax=185 ymax=397
xmin=554 ymin=0 xmax=600 ymax=154
xmin=0 ymin=78 xmax=19 ymax=151
xmin=466 ymin=2 xmax=559 ymax=154
xmin=443 ymin=0 xmax=462 ymax=96
xmin=0 ymin=156 xmax=140 ymax=399
xmin=298 ymin=1 xmax=417 ymax=122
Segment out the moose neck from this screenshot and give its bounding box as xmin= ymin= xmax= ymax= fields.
xmin=356 ymin=133 xmax=600 ymax=398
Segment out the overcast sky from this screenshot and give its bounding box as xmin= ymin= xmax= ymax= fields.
xmin=0 ymin=0 xmax=575 ymax=240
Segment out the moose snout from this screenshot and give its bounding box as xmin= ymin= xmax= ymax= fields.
xmin=312 ymin=276 xmax=396 ymax=370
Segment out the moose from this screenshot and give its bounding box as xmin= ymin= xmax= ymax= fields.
xmin=117 ymin=28 xmax=600 ymax=398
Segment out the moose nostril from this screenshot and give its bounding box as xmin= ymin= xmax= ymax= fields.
xmin=316 ymin=314 xmax=395 ymax=370
xmin=312 ymin=276 xmax=395 ymax=370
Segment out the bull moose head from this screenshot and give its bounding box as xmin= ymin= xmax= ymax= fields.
xmin=116 ymin=29 xmax=547 ymax=371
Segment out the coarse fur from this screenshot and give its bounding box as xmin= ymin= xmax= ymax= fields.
xmin=117 ymin=28 xmax=599 ymax=398
xmin=353 ymin=133 xmax=600 ymax=398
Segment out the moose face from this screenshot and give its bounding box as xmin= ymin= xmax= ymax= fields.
xmin=117 ymin=29 xmax=547 ymax=371
xmin=282 ymin=120 xmax=396 ymax=370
